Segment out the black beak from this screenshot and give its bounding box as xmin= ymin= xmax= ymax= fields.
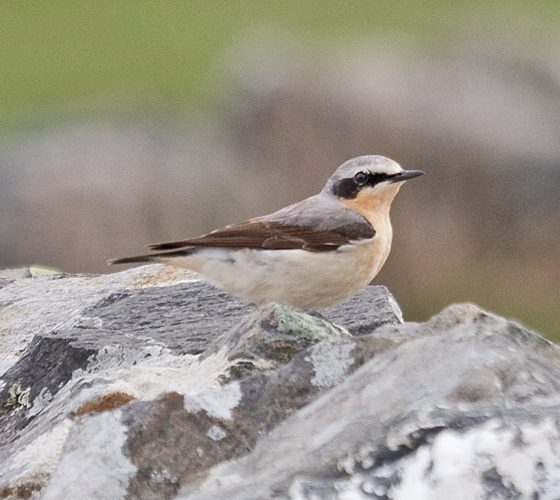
xmin=391 ymin=170 xmax=425 ymax=182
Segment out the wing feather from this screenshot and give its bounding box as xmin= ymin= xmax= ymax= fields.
xmin=148 ymin=216 xmax=374 ymax=253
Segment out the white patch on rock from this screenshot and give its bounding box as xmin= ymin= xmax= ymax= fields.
xmin=187 ymin=381 xmax=242 ymax=421
xmin=207 ymin=424 xmax=228 ymax=441
xmin=387 ymin=295 xmax=404 ymax=323
xmin=308 ymin=342 xmax=355 ymax=389
xmin=103 ymin=348 xmax=231 ymax=400
xmin=336 ymin=474 xmax=370 ymax=500
xmin=41 ymin=410 xmax=136 ymax=500
xmin=0 ymin=419 xmax=72 ymax=494
xmin=84 ymin=344 xmax=170 ymax=373
xmin=338 ymin=454 xmax=356 ymax=475
xmin=308 ymin=419 xmax=349 ymax=450
xmin=392 ymin=418 xmax=560 ymax=499
xmin=140 ymin=276 xmax=200 ymax=288
xmin=28 ymin=387 xmax=54 ymax=418
xmin=302 ymin=417 xmax=560 ymax=500
xmin=76 ymin=344 xmax=240 ymax=420
xmin=0 ymin=359 xmax=15 ymax=379
xmin=73 ymin=315 xmax=103 ymax=329
xmin=117 ymin=263 xmax=198 ymax=289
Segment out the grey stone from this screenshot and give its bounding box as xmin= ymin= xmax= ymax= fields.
xmin=0 ymin=265 xmax=400 ymax=498
xmin=182 ymin=305 xmax=560 ymax=499
xmin=0 ymin=268 xmax=32 ymax=281
xmin=1 ymin=267 xmax=559 ymax=499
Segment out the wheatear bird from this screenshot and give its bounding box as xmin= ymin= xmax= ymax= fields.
xmin=109 ymin=156 xmax=423 ymax=309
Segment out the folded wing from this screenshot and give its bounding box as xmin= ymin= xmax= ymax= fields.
xmin=149 ymin=217 xmax=374 ymax=253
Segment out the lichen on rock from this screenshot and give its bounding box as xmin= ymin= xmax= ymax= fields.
xmin=3 ymin=381 xmax=31 ymax=412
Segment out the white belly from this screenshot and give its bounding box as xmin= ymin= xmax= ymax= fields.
xmin=160 ymin=234 xmax=392 ymax=309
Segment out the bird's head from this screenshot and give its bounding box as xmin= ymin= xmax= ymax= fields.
xmin=323 ymin=155 xmax=424 ymax=212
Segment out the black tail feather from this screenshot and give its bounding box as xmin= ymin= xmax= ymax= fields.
xmin=107 ymin=255 xmax=154 ymax=265
xmin=107 ymin=248 xmax=195 ymax=266
xmin=148 ymin=241 xmax=189 ymax=250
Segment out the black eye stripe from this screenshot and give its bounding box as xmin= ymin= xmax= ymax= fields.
xmin=332 ymin=172 xmax=395 ymax=199
xmin=369 ymin=173 xmax=390 ymax=184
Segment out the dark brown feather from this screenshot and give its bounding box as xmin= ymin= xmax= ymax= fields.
xmin=148 ymin=219 xmax=374 ymax=253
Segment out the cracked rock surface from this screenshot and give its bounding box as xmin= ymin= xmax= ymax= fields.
xmin=0 ymin=265 xmax=559 ymax=499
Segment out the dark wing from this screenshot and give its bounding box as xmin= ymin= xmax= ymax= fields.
xmin=148 ymin=217 xmax=374 ymax=253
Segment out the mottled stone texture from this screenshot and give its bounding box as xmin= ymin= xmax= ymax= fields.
xmin=0 ymin=266 xmax=559 ymax=499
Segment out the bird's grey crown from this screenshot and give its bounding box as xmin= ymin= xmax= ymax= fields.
xmin=322 ymin=155 xmax=403 ymax=196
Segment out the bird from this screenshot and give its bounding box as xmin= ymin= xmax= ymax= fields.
xmin=109 ymin=155 xmax=423 ymax=309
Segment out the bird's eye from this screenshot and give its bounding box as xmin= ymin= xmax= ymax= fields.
xmin=353 ymin=172 xmax=369 ymax=186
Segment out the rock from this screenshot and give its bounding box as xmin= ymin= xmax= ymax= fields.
xmin=0 ymin=265 xmax=400 ymax=498
xmin=0 ymin=268 xmax=33 ymax=281
xmin=184 ymin=305 xmax=560 ymax=499
xmin=0 ymin=268 xmax=32 ymax=290
xmin=0 ymin=266 xmax=559 ymax=499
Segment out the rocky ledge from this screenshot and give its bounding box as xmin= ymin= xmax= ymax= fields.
xmin=0 ymin=265 xmax=559 ymax=499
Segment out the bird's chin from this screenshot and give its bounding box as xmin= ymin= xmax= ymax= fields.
xmin=377 ymin=181 xmax=403 ymax=199
xmin=371 ymin=182 xmax=404 ymax=209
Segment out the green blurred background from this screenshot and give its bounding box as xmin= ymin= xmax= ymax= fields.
xmin=1 ymin=1 xmax=559 ymax=339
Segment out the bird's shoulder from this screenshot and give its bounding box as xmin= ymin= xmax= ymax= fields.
xmin=149 ymin=195 xmax=375 ymax=252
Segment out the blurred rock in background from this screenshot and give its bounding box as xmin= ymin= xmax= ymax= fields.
xmin=1 ymin=2 xmax=559 ymax=339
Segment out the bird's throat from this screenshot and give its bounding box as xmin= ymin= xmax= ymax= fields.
xmin=341 ymin=184 xmax=401 ymax=223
